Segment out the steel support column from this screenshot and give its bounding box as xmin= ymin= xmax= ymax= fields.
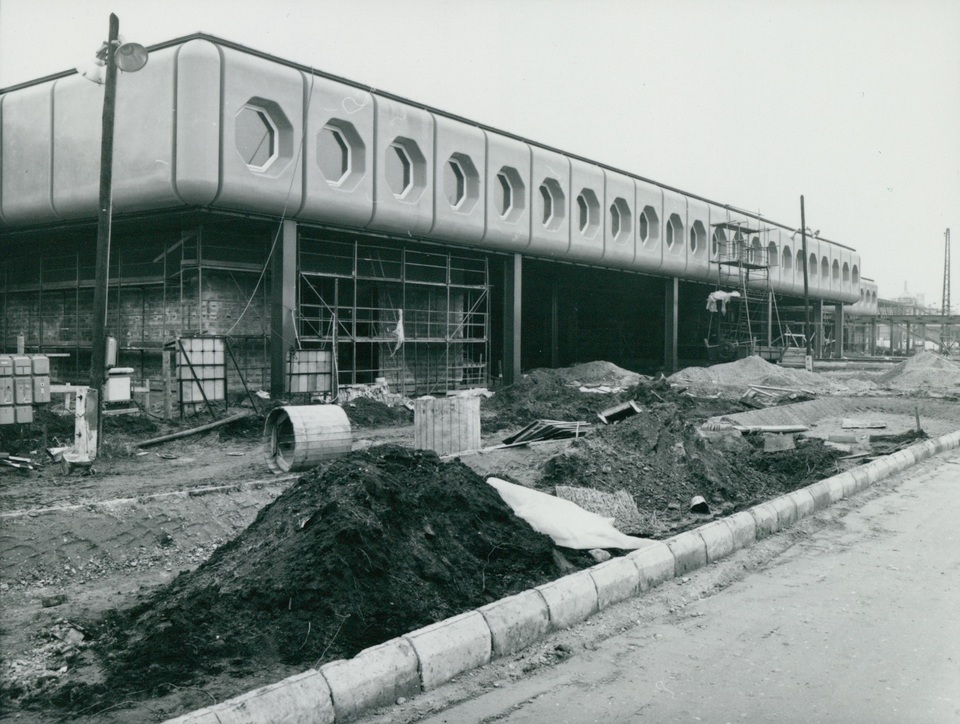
xmin=270 ymin=220 xmax=298 ymax=395
xmin=664 ymin=277 xmax=678 ymax=374
xmin=550 ymin=274 xmax=559 ymax=368
xmin=503 ymin=254 xmax=522 ymax=385
xmin=834 ymin=303 xmax=845 ymax=358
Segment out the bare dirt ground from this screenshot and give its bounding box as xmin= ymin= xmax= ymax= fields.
xmin=1 ymin=353 xmax=958 ymax=722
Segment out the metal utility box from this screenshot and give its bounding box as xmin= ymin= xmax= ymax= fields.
xmin=0 ymin=378 xmax=13 ymax=405
xmin=14 ymin=377 xmax=33 ymax=405
xmin=104 ymin=367 xmax=134 ymax=403
xmin=33 ymin=376 xmax=50 ymax=404
xmin=0 ymin=353 xmax=51 ymax=425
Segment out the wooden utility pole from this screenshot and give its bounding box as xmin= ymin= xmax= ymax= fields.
xmin=800 ymin=196 xmax=812 ymax=370
xmin=89 ymin=13 xmax=120 ymax=400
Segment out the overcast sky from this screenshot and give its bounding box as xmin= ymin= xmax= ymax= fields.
xmin=2 ymin=0 xmax=958 ymax=307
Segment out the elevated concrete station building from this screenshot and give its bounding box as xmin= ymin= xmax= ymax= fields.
xmin=0 ymin=34 xmax=872 ymax=401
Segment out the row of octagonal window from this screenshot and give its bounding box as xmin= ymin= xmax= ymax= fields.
xmin=238 ymin=106 xmax=704 ymax=245
xmin=237 ymin=107 xmax=851 ymax=272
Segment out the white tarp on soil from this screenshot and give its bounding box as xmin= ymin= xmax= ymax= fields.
xmin=486 ymin=476 xmax=652 ymax=550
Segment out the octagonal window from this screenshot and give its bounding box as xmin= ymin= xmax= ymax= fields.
xmin=577 ymin=189 xmax=600 ymax=237
xmin=689 ymin=220 xmax=706 ymax=253
xmin=609 ymin=198 xmax=632 ymax=241
xmin=768 ymin=242 xmax=778 ymax=267
xmin=712 ymin=227 xmax=726 ymax=256
xmin=539 ymin=178 xmax=565 ymax=230
xmin=639 ymin=205 xmax=659 ymax=245
xmin=385 ymin=137 xmax=426 ymax=201
xmin=852 ymin=265 xmax=860 ymax=285
xmin=443 ymin=153 xmax=480 ymax=213
xmin=782 ymin=245 xmax=793 ymax=270
xmin=821 ymin=256 xmax=829 ymax=279
xmin=236 ymin=105 xmax=278 ymax=170
xmin=318 ymin=127 xmax=348 ymax=182
xmin=809 ymin=253 xmax=818 ymax=276
xmin=665 ymin=213 xmax=683 ymax=249
xmin=317 ymin=120 xmax=366 ymax=190
xmin=387 ymin=145 xmax=412 ymax=194
xmin=797 ymin=249 xmax=804 ymax=272
xmin=832 ymin=259 xmax=841 ymax=282
xmin=495 ymin=166 xmax=525 ymax=222
xmin=842 ymin=262 xmax=850 ymax=283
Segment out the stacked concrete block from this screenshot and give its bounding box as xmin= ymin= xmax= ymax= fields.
xmin=665 ymin=530 xmax=707 ymax=575
xmin=478 ymin=590 xmax=550 ymax=657
xmin=0 ymin=354 xmax=49 ymax=425
xmin=536 ymin=570 xmax=599 ymax=630
xmin=402 ymin=611 xmax=491 ymax=691
xmin=320 ymin=638 xmax=419 ymax=720
xmin=627 ymin=542 xmax=675 ymax=590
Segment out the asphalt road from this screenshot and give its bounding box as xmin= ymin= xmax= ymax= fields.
xmin=399 ymin=452 xmax=960 ymax=724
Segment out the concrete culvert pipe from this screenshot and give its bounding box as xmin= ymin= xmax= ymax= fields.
xmin=263 ymin=405 xmax=353 ymax=473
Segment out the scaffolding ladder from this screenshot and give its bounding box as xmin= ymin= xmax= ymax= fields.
xmin=705 ymin=221 xmax=785 ymax=363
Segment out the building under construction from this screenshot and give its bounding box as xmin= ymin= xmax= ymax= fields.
xmin=1 ymin=33 xmax=868 ymax=405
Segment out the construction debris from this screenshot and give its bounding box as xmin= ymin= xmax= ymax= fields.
xmin=763 ymin=434 xmax=797 ymax=452
xmin=597 ymin=400 xmax=643 ymax=424
xmin=841 ymin=419 xmax=887 ymax=430
xmin=502 ymin=419 xmax=592 ymax=445
xmin=0 ymin=453 xmax=35 ymax=471
xmin=136 ymin=411 xmax=254 ymax=448
xmin=689 ymin=495 xmax=711 ymax=514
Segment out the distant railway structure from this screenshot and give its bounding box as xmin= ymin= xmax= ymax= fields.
xmin=2 ymin=33 xmax=874 ymax=401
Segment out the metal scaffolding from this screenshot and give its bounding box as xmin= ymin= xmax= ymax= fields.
xmin=297 ymin=230 xmax=490 ymax=396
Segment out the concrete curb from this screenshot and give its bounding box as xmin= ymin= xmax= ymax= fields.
xmin=165 ymin=430 xmax=960 ymax=723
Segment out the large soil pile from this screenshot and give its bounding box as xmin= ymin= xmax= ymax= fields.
xmin=668 ymin=356 xmax=869 ymax=394
xmin=482 ymin=369 xmax=631 ymax=432
xmin=876 ymin=351 xmax=960 ymax=393
xmin=78 ymin=446 xmax=567 ymax=707
xmin=538 ymin=391 xmax=842 ymax=536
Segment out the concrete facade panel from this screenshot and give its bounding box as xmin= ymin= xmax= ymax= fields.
xmin=214 ymin=47 xmax=305 ymax=215
xmin=482 ymin=131 xmax=531 ymax=250
xmin=528 ymin=146 xmax=571 ymax=256
xmin=568 ymin=159 xmax=605 ymax=261
xmin=634 ymin=179 xmax=664 ymax=273
xmin=299 ymin=75 xmax=376 ymax=228
xmin=602 ymin=169 xmax=636 ymax=267
xmin=0 ymin=83 xmax=57 ymax=224
xmin=430 ymin=115 xmax=486 ymax=243
xmin=174 ymin=39 xmax=222 ymax=206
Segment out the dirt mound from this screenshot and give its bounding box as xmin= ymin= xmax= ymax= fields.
xmin=550 ymin=361 xmax=643 ymax=388
xmin=74 ymin=446 xmax=567 ymax=709
xmin=538 ymin=399 xmax=842 ymax=536
xmin=483 ymin=368 xmax=630 ymax=432
xmin=668 ymin=356 xmax=853 ymax=394
xmin=876 ymin=351 xmax=960 ymax=392
xmin=342 ymin=397 xmax=413 ymax=428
